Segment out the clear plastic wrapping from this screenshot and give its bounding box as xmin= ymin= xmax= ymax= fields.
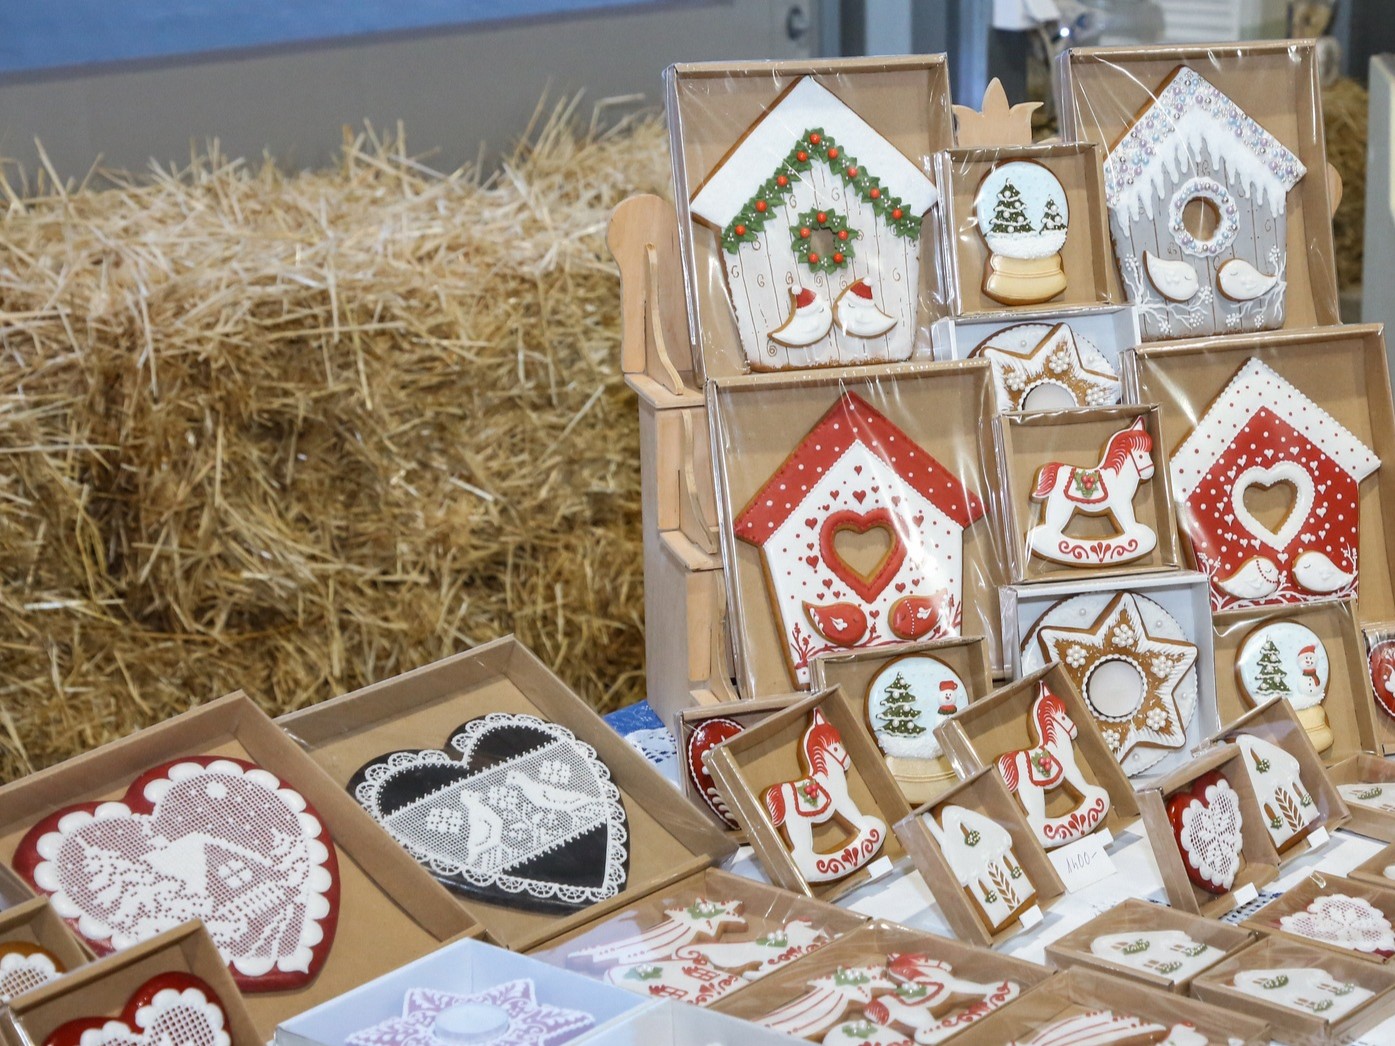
xmin=1361 ymin=621 xmax=1395 ymax=756
xmin=1058 ymin=40 xmax=1339 ymax=341
xmin=665 ymin=57 xmax=953 ymax=379
xmin=1241 ymin=873 xmax=1395 ymax=965
xmin=708 ymin=360 xmax=1005 ymax=696
xmin=526 ymin=866 xmax=865 ymax=1008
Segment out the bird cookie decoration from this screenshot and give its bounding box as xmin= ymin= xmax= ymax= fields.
xmin=43 ymin=973 xmax=232 ymax=1046
xmin=1166 ymin=770 xmax=1244 ymax=896
xmin=926 ymin=805 xmax=1037 ymax=935
xmin=733 ymin=391 xmax=984 ymax=688
xmin=975 ymin=160 xmax=1069 ymax=305
xmin=1231 ymin=966 xmax=1373 ymax=1020
xmin=761 ymin=708 xmax=887 ymax=884
xmin=995 ymin=685 xmax=1111 ymax=849
xmin=1027 ymin=418 xmax=1158 ymax=568
xmin=1089 ymin=931 xmax=1220 ymax=984
xmin=13 ymin=756 xmax=339 ymax=993
xmin=1169 ymin=357 xmax=1380 ymax=612
xmin=973 ymin=322 xmax=1121 ymax=412
xmin=349 ymin=713 xmax=628 ymax=914
xmin=688 ymin=76 xmax=938 ymax=371
xmin=1103 ymin=66 xmax=1305 ymax=340
xmin=863 ymin=654 xmax=968 ymax=801
xmin=0 ymin=942 xmax=64 ymax=1003
xmin=1236 ymin=621 xmax=1333 ymax=753
xmin=1233 ymin=734 xmax=1319 ymax=852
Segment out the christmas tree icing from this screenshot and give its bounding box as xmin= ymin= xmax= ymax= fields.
xmin=1253 ymin=637 xmax=1291 ymax=697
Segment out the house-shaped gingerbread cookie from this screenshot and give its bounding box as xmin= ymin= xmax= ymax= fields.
xmin=1169 ymin=357 xmax=1381 ymax=611
xmin=689 ymin=76 xmax=938 ymax=372
xmin=1105 ymin=66 xmax=1306 ymax=341
xmin=734 ymin=392 xmax=984 ymax=687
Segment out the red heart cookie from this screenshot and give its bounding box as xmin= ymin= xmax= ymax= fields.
xmin=1166 ymin=770 xmax=1244 ymax=895
xmin=44 ymin=972 xmax=230 ymax=1046
xmin=14 ymin=756 xmax=339 ymax=993
xmin=687 ymin=718 xmax=743 ymax=829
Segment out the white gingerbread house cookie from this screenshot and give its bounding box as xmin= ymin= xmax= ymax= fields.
xmin=734 ymin=391 xmax=984 ymax=687
xmin=928 ymin=804 xmax=1038 ymax=934
xmin=1231 ymin=966 xmax=1373 ymax=1020
xmin=1105 ymin=66 xmax=1306 ymax=340
xmin=1089 ymin=930 xmax=1220 ymax=983
xmin=1233 ymin=734 xmax=1319 ymax=852
xmin=689 ymin=76 xmax=938 ymax=372
xmin=1169 ymin=357 xmax=1380 ymax=612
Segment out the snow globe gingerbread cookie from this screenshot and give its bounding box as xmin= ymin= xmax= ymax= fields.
xmin=1236 ymin=620 xmax=1333 ymax=754
xmin=863 ymin=653 xmax=968 ymax=802
xmin=975 ymin=161 xmax=1069 ymax=306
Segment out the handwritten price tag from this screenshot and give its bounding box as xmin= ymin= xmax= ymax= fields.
xmin=1048 ymin=834 xmax=1117 ymax=892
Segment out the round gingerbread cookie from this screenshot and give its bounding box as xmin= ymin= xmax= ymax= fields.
xmin=970 ymin=322 xmax=1120 ymax=412
xmin=1367 ymin=636 xmax=1395 ymax=720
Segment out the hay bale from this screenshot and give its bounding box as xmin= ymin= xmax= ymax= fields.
xmin=0 ymin=101 xmax=672 ymax=782
xmin=1324 ymin=76 xmax=1367 ymax=291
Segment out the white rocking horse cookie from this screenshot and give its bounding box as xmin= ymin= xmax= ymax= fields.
xmin=1088 ymin=930 xmax=1221 ymax=984
xmin=1027 ymin=591 xmax=1198 ymax=776
xmin=568 ymin=898 xmax=746 ymax=968
xmin=1236 ymin=620 xmax=1333 ymax=753
xmin=1027 ymin=418 xmax=1158 ymax=569
xmin=995 ymin=684 xmax=1111 ymax=850
xmin=1233 ymin=734 xmax=1319 ymax=852
xmin=1231 ymin=966 xmax=1374 ymax=1020
xmin=761 ymin=708 xmax=887 ymax=884
xmin=863 ymin=653 xmax=968 ymax=802
xmin=927 ymin=805 xmax=1037 ymax=934
xmin=973 ymin=323 xmax=1120 ymax=412
xmin=975 ymin=160 xmax=1070 ymax=306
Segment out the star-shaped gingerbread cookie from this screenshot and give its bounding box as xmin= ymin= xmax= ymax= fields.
xmin=974 ymin=323 xmax=1120 ymax=412
xmin=1037 ymin=592 xmax=1197 ymax=765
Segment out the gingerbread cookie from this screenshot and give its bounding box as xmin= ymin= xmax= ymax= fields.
xmin=926 ymin=805 xmax=1037 ymax=934
xmin=757 ymin=964 xmax=895 ymax=1039
xmin=1027 ymin=418 xmax=1158 ymax=568
xmin=1089 ymin=931 xmax=1220 ymax=984
xmin=852 ymin=953 xmax=1020 ymax=1044
xmin=995 ymin=685 xmax=1111 ymax=850
xmin=1280 ymin=894 xmax=1395 ymax=958
xmin=761 ymin=708 xmax=887 ymax=883
xmin=975 ymin=160 xmax=1069 ymax=305
xmin=1104 ymin=66 xmax=1305 ymax=340
xmin=688 ymin=76 xmax=938 ymax=371
xmin=1168 ymin=357 xmax=1380 ymax=612
xmin=1339 ymin=782 xmax=1395 ymax=815
xmin=346 ymin=980 xmax=595 ymax=1046
xmin=1008 ymin=1011 xmax=1203 ymax=1046
xmin=1231 ymin=966 xmax=1372 ymax=1020
xmin=1233 ymin=734 xmax=1319 ymax=852
xmin=44 ymin=973 xmax=230 ymax=1046
xmin=569 ymin=898 xmax=746 ymax=968
xmin=973 ymin=322 xmax=1120 ymax=412
xmin=1166 ymin=770 xmax=1244 ymax=896
xmin=734 ymin=391 xmax=984 ymax=687
xmin=1027 ymin=591 xmax=1198 ymax=776
xmin=686 ymin=717 xmax=744 ymax=829
xmin=1367 ymin=635 xmax=1395 ymax=720
xmin=0 ymin=942 xmax=64 ymax=1003
xmin=863 ymin=653 xmax=967 ymax=801
xmin=1236 ymin=620 xmax=1332 ymax=753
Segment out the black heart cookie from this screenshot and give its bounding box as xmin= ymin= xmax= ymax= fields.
xmin=349 ymin=713 xmax=629 ymax=914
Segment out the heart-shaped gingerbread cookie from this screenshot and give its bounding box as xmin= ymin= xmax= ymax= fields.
xmin=1167 ymin=769 xmax=1244 ymax=895
xmin=349 ymin=713 xmax=628 ymax=914
xmin=13 ymin=757 xmax=339 ymax=993
xmin=43 ymin=972 xmax=230 ymax=1046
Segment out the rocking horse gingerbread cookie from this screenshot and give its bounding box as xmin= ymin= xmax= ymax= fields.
xmin=1027 ymin=418 xmax=1158 ymax=568
xmin=761 ymin=708 xmax=887 ymax=884
xmin=834 ymin=953 xmax=1021 ymax=1045
xmin=995 ymin=685 xmax=1111 ymax=850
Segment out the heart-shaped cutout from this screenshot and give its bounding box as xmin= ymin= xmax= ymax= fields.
xmin=1231 ymin=462 xmax=1314 ymax=551
xmin=0 ymin=943 xmax=63 ymax=1003
xmin=349 ymin=713 xmax=628 ymax=914
xmin=819 ymin=508 xmax=906 ymax=604
xmin=1166 ymin=770 xmax=1244 ymax=895
xmin=45 ymin=972 xmax=230 ymax=1046
xmin=14 ymin=757 xmax=339 ymax=993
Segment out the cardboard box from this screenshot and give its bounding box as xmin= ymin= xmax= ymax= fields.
xmin=1242 ymin=874 xmax=1395 ymax=965
xmin=526 ymin=866 xmax=866 ymax=1006
xmin=1212 ymin=599 xmax=1376 ymax=765
xmin=275 ymin=936 xmax=651 ymax=1046
xmin=1137 ymin=744 xmax=1281 ymax=915
xmin=708 ymin=359 xmax=1006 ymax=696
xmin=934 ymin=662 xmax=1141 ymax=842
xmin=894 ymin=767 xmax=1064 ymax=948
xmin=0 ymin=897 xmax=90 ymax=1002
xmin=277 ymin=636 xmax=734 ymax=952
xmin=703 ymin=687 xmax=912 ymax=902
xmin=1350 ymin=842 xmax=1395 ymax=891
xmin=1328 ymin=753 xmax=1395 ymax=842
xmin=710 ymin=920 xmax=1052 ymax=1038
xmin=928 ymin=143 xmax=1121 ymax=323
xmin=665 ymin=56 xmax=953 ymax=382
xmin=811 ymin=635 xmax=994 ymax=807
xmin=1192 ymin=935 xmax=1395 ymax=1046
xmin=950 ymin=966 xmax=1268 ymax=1044
xmin=1043 ymin=897 xmax=1256 ymax=994
xmin=0 ymin=693 xmax=476 ymax=1038
xmin=1208 ymin=697 xmax=1350 ymax=865
xmin=987 ymin=404 xmax=1182 ymax=585
xmin=1127 ymin=326 xmax=1395 ymax=627
xmin=1058 ymin=40 xmax=1339 ymax=337
xmin=0 ymin=866 xmax=31 ymax=911
xmin=2 ymin=921 xmax=261 ymax=1046
xmin=575 ymin=998 xmax=800 ymax=1044
xmin=1360 ymin=621 xmax=1395 ymax=756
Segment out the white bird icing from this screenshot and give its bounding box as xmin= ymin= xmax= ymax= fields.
xmin=1217 ymin=257 xmax=1279 ymax=300
xmin=1293 ymin=549 xmax=1356 ymax=594
xmin=1143 ymin=251 xmax=1199 ymax=302
xmin=834 ymin=279 xmax=896 ymax=338
xmin=769 ymin=287 xmax=833 ymax=348
xmin=1215 ymin=557 xmax=1283 ymax=600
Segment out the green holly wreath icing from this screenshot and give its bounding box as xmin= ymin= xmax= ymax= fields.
xmin=790 ymin=207 xmax=858 ymax=273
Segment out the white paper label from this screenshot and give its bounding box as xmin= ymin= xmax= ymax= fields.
xmin=1233 ymin=881 xmax=1259 ymax=907
xmin=864 ymin=856 xmax=894 ymax=882
xmin=1018 ymin=904 xmax=1044 ymax=930
xmin=1048 ymin=834 xmax=1117 ymax=892
xmin=1307 ymin=825 xmax=1330 ymax=851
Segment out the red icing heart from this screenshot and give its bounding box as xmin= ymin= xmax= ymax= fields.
xmin=804 ymin=555 xmax=819 ymax=568
xmin=14 ymin=757 xmax=339 ymax=993
xmin=44 ymin=972 xmax=230 ymax=1046
xmin=1166 ymin=770 xmax=1245 ymax=896
xmin=819 ymin=508 xmax=906 ymax=604
xmin=687 ymin=718 xmax=743 ymax=830
xmin=804 ymin=601 xmax=869 ymax=646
